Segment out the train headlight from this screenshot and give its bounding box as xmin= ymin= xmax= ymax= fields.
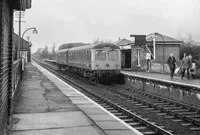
xmin=105 ymin=63 xmax=109 ymax=67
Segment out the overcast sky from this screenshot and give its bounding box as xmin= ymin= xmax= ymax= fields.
xmin=14 ymin=0 xmax=200 ymax=53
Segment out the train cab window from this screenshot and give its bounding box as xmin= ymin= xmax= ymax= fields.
xmin=95 ymin=50 xmax=106 ymax=61
xmin=108 ymin=50 xmax=118 ymax=61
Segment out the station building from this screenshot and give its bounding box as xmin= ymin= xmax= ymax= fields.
xmin=0 ymin=0 xmax=32 ymax=134
xmin=131 ymin=33 xmax=182 ymax=73
xmin=113 ymin=38 xmax=132 ymax=69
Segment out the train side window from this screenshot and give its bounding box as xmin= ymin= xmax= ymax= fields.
xmin=89 ymin=51 xmax=91 ymax=59
xmin=84 ymin=51 xmax=86 ymax=60
xmin=86 ymin=51 xmax=88 ymax=60
xmin=79 ymin=51 xmax=81 ymax=60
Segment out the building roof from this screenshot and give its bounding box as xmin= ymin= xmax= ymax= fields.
xmin=146 ymin=32 xmax=182 ymax=44
xmin=113 ymin=38 xmax=133 ymax=50
xmin=113 ymin=38 xmax=133 ymax=46
xmin=13 ymin=33 xmax=31 ymax=51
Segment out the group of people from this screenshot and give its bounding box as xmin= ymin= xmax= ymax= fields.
xmin=167 ymin=53 xmax=196 ymax=79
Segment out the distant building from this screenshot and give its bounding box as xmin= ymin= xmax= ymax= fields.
xmin=131 ymin=33 xmax=182 ymax=73
xmin=113 ymin=38 xmax=133 ymax=69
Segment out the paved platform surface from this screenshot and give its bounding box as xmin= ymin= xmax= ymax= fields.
xmin=9 ymin=62 xmax=141 ymax=135
xmin=121 ymin=71 xmax=200 ymax=88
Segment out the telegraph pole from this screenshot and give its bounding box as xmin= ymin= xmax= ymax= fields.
xmin=18 ymin=11 xmax=21 ymax=59
xmin=15 ymin=11 xmax=25 ymax=59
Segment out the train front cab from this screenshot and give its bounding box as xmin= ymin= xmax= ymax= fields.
xmin=91 ymin=46 xmax=121 ymax=83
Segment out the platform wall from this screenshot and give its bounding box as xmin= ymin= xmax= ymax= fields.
xmin=124 ymin=75 xmax=200 ymax=109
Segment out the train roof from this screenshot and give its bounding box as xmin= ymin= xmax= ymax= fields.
xmin=56 ymin=48 xmax=70 ymax=53
xmin=69 ymin=43 xmax=120 ymax=52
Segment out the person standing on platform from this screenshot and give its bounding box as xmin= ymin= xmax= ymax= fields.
xmin=189 ymin=54 xmax=196 ymax=79
xmin=167 ymin=53 xmax=176 ymax=79
xmin=180 ymin=53 xmax=192 ymax=80
xmin=146 ymin=52 xmax=151 ymax=72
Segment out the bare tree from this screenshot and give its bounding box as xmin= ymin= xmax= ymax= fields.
xmin=92 ymin=38 xmax=113 ymax=44
xmin=177 ymin=32 xmax=198 ymax=46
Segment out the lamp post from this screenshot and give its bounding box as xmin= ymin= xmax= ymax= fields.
xmin=20 ymin=27 xmax=38 ymax=70
xmin=154 ymin=32 xmax=165 ymax=72
xmin=21 ymin=27 xmax=38 ymax=52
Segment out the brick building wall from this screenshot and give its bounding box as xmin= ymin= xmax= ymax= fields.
xmin=0 ymin=0 xmax=13 ymax=134
xmin=155 ymin=44 xmax=180 ymax=61
xmin=131 ymin=44 xmax=180 ymax=73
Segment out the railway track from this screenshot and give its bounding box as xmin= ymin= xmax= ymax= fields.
xmin=110 ymin=84 xmax=200 ymax=128
xmin=33 ymin=58 xmax=200 ymax=135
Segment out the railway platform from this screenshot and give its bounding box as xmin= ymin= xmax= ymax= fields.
xmin=121 ymin=71 xmax=200 ymax=89
xmin=8 ymin=62 xmax=141 ymax=135
xmin=121 ymin=70 xmax=200 ymax=109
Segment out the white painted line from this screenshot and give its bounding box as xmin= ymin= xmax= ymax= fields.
xmin=32 ymin=62 xmax=143 ymax=135
xmin=121 ymin=71 xmax=200 ymax=89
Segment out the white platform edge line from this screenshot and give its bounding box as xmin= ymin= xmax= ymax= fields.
xmin=32 ymin=62 xmax=143 ymax=135
xmin=121 ymin=71 xmax=200 ymax=89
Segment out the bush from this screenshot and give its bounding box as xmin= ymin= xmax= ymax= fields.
xmin=180 ymin=44 xmax=200 ymax=60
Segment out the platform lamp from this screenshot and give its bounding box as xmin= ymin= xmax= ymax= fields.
xmin=21 ymin=27 xmax=38 ymax=51
xmin=21 ymin=27 xmax=38 ymax=56
xmin=20 ymin=27 xmax=38 ymax=70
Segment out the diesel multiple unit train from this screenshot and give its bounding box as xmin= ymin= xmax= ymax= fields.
xmin=55 ymin=43 xmax=121 ymax=83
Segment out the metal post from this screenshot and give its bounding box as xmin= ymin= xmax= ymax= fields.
xmin=21 ymin=27 xmax=38 ymax=68
xmin=153 ymin=35 xmax=156 ymax=59
xmin=22 ymin=27 xmax=37 ymax=49
xmin=18 ymin=11 xmax=21 ymax=59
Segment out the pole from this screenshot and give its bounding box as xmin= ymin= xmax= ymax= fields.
xmin=21 ymin=27 xmax=37 ymax=68
xmin=21 ymin=27 xmax=37 ymax=55
xmin=18 ymin=11 xmax=21 ymax=59
xmin=153 ymin=35 xmax=156 ymax=59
